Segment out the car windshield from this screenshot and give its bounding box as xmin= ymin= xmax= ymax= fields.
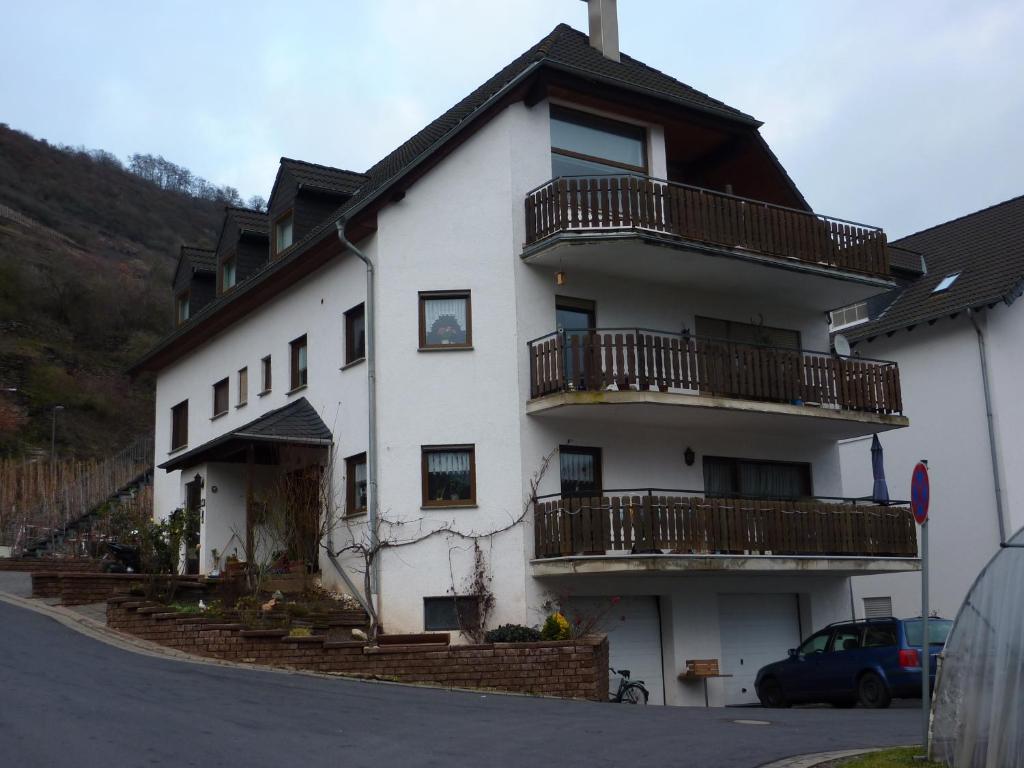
xmin=903 ymin=619 xmax=953 ymax=646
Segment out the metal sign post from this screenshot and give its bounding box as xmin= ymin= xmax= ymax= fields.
xmin=911 ymin=460 xmax=931 ymax=751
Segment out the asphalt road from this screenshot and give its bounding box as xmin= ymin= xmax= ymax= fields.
xmin=0 ymin=599 xmax=917 ymax=768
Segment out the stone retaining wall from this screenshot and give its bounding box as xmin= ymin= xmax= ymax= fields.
xmin=0 ymin=558 xmax=103 ymax=573
xmin=32 ymin=573 xmax=205 ymax=605
xmin=108 ymin=599 xmax=609 ymax=701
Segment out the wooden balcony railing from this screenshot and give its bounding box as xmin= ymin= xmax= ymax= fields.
xmin=533 ymin=490 xmax=918 ymax=560
xmin=524 ymin=176 xmax=890 ymax=278
xmin=528 ymin=329 xmax=903 ymax=416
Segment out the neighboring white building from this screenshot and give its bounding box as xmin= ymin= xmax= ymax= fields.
xmin=838 ymin=196 xmax=1024 ymax=623
xmin=132 ymin=8 xmax=920 ymax=706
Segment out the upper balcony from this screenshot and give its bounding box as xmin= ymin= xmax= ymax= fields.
xmin=527 ymin=329 xmax=908 ymax=439
xmin=531 ymin=489 xmax=919 ymax=578
xmin=522 ymin=176 xmax=897 ymax=312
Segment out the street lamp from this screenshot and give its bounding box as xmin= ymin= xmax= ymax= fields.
xmin=50 ymin=405 xmax=65 ymax=462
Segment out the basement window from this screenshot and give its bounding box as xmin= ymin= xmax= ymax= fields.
xmin=423 ymin=596 xmax=479 ymax=632
xmin=932 ymin=272 xmax=961 ymax=294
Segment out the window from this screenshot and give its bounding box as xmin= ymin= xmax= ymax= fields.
xmin=797 ymin=631 xmax=830 ymax=657
xmin=237 ymin=367 xmax=248 ymax=406
xmin=176 ymin=291 xmax=190 ymax=324
xmin=863 ymin=596 xmax=893 ymax=619
xmin=421 ymin=445 xmax=476 ymax=507
xmin=289 ymin=335 xmax=308 ymax=390
xmin=829 ymin=301 xmax=869 ymax=331
xmin=260 ymin=355 xmax=272 ymax=394
xmin=695 ymin=316 xmax=801 ymax=350
xmin=419 ymin=291 xmax=471 ymax=349
xmin=212 ymin=378 xmax=229 ymax=417
xmin=345 ymin=453 xmax=368 ymax=516
xmin=932 ymin=272 xmax=961 ymax=294
xmin=863 ymin=623 xmax=898 ymax=648
xmin=274 ymin=211 xmax=294 ymax=256
xmin=344 ymin=303 xmax=366 ymax=364
xmin=423 ymin=596 xmax=479 ymax=632
xmin=550 ymin=106 xmax=647 ymax=177
xmin=170 ymin=400 xmax=188 ymax=451
xmin=831 ymin=626 xmax=862 ymax=653
xmin=560 ymin=445 xmax=602 ymax=497
xmin=220 ymin=254 xmax=237 ymax=292
xmin=703 ymin=456 xmax=812 ymax=500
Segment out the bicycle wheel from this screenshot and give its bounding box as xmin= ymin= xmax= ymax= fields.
xmin=621 ymin=682 xmax=649 ymax=704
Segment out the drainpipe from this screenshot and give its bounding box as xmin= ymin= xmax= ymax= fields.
xmin=967 ymin=308 xmax=1008 ymax=544
xmin=334 ymin=219 xmax=381 ymax=625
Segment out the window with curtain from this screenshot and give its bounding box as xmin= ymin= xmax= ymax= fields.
xmin=560 ymin=446 xmax=602 ymax=497
xmin=275 ymin=211 xmax=294 ymax=255
xmin=419 ymin=291 xmax=471 ymax=349
xmin=221 ymin=254 xmax=237 ymax=292
xmin=703 ymin=456 xmax=811 ymax=500
xmin=422 ymin=445 xmax=475 ymax=506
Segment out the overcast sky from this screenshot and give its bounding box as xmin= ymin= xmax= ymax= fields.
xmin=2 ymin=1 xmax=1021 ymax=238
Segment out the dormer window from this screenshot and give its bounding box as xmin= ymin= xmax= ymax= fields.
xmin=274 ymin=211 xmax=294 ymax=256
xmin=221 ymin=254 xmax=237 ymax=293
xmin=176 ymin=291 xmax=190 ymax=325
xmin=550 ymin=106 xmax=647 ymax=177
xmin=932 ymin=272 xmax=961 ymax=294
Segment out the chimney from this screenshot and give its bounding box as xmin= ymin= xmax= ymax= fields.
xmin=584 ymin=0 xmax=620 ymax=62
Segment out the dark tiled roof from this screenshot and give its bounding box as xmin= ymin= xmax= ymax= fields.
xmin=226 ymin=207 xmax=269 ymax=236
xmin=848 ymin=196 xmax=1024 ymax=343
xmin=181 ymin=245 xmax=216 ymax=273
xmin=158 ymin=397 xmax=332 ymax=471
xmin=280 ymin=158 xmax=366 ymax=196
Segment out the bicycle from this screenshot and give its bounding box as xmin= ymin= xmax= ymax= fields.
xmin=609 ymin=667 xmax=649 ymax=704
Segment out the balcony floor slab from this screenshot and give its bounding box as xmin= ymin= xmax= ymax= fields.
xmin=526 ymin=389 xmax=909 ymax=440
xmin=530 ymin=554 xmax=921 ymax=578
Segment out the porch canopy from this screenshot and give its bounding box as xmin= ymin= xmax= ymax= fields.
xmin=158 ymin=397 xmax=333 ymax=472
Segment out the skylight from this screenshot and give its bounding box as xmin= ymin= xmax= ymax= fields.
xmin=932 ymin=272 xmax=961 ymax=294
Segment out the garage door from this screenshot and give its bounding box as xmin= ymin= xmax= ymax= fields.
xmin=718 ymin=594 xmax=801 ymax=706
xmin=569 ymin=596 xmax=665 ymax=704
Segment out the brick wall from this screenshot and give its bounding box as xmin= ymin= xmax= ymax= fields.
xmin=0 ymin=558 xmax=103 ymax=573
xmin=108 ymin=599 xmax=609 ymax=701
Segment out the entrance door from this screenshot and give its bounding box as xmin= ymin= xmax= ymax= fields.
xmin=556 ymin=296 xmax=595 ymax=390
xmin=184 ymin=477 xmax=202 ymax=575
xmin=283 ymin=467 xmax=322 ymax=572
xmin=718 ymin=593 xmax=802 ymax=705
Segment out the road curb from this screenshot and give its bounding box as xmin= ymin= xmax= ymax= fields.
xmin=756 ymin=747 xmax=884 ymax=768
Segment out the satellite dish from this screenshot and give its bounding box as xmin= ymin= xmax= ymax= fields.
xmin=834 ymin=333 xmax=851 ymax=357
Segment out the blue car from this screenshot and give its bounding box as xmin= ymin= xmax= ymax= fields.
xmin=755 ymin=616 xmax=952 ymax=708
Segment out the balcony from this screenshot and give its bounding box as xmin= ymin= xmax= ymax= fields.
xmin=526 ymin=329 xmax=908 ymax=439
xmin=531 ymin=489 xmax=919 ymax=577
xmin=522 ymin=176 xmax=896 ymax=310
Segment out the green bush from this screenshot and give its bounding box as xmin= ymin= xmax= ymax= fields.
xmin=540 ymin=612 xmax=571 ymax=641
xmin=484 ymin=624 xmax=542 ymax=643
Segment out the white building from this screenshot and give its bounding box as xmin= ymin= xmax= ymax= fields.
xmin=837 ymin=196 xmax=1024 ymax=622
xmin=132 ymin=7 xmax=920 ymax=706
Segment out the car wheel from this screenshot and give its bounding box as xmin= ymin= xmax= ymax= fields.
xmin=758 ymin=678 xmax=790 ymax=708
xmin=857 ymin=672 xmax=892 ymax=709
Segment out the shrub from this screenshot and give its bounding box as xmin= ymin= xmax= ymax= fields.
xmin=484 ymin=624 xmax=542 ymax=643
xmin=288 ymin=627 xmax=312 ymax=638
xmin=540 ymin=612 xmax=571 ymax=641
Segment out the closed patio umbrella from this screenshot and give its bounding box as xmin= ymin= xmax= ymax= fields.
xmin=871 ymin=434 xmax=890 ymax=504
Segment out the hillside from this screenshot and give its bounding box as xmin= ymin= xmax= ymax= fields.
xmin=0 ymin=124 xmax=227 ymax=459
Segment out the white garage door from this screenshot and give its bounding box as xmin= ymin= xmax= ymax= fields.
xmin=718 ymin=594 xmax=801 ymax=706
xmin=570 ymin=596 xmax=665 ymax=704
